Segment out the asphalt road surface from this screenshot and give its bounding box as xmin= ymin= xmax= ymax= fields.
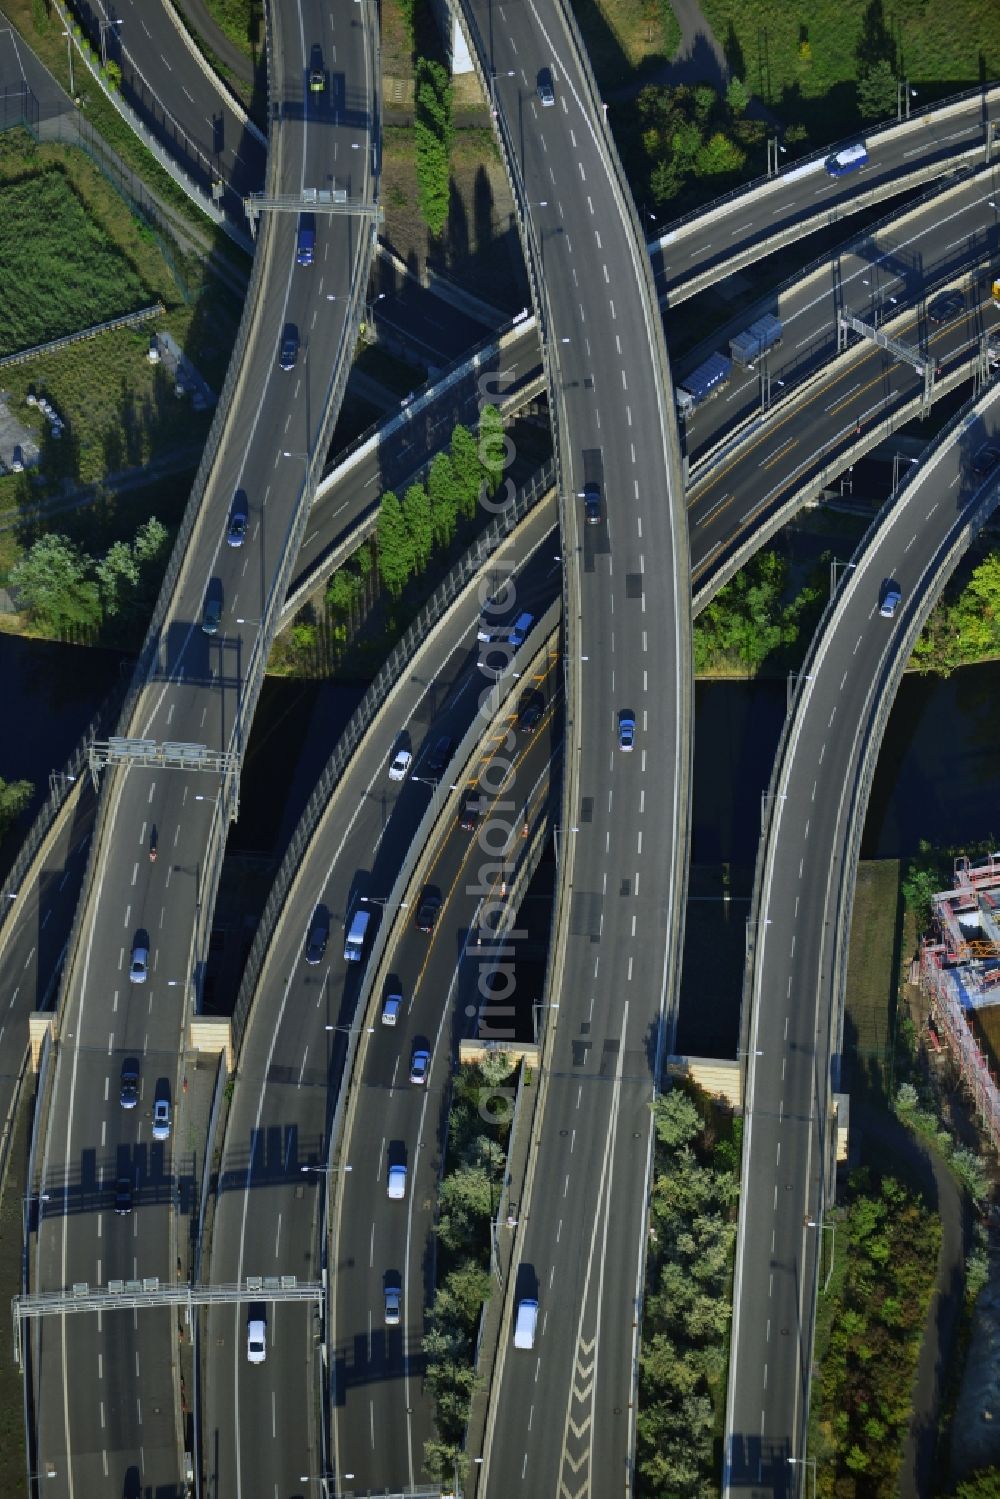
xmin=726 ymin=384 xmax=1000 ymax=1498
xmin=29 ymin=1 xmax=376 ymax=1491
xmin=203 ymin=503 xmax=561 ymax=1499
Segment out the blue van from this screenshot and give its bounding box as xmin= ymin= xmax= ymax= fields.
xmin=296 ymin=214 xmax=316 ymax=266
xmin=825 ymin=142 xmax=868 ymax=177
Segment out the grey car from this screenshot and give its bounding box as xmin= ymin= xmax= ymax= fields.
xmin=119 ymin=1058 xmax=140 ymax=1110
xmin=201 ymin=586 xmax=223 ymax=636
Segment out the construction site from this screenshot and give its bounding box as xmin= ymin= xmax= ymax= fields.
xmin=921 ymin=851 xmax=1000 ymax=1151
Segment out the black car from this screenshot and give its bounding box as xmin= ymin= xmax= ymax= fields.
xmin=279 ymin=324 xmax=299 ymax=371
xmin=114 ymin=1176 xmax=133 ymax=1216
xmin=304 ymin=906 xmax=330 ymax=965
xmin=517 ymin=693 xmax=544 ymax=735
xmin=972 ymin=443 xmax=1000 ymax=479
xmin=119 ymin=1058 xmax=139 ymax=1111
xmin=426 ymin=736 xmax=454 ymax=776
xmin=583 ymin=482 xmax=602 ymax=526
xmin=927 ymin=289 xmax=966 ymax=325
xmin=414 ymin=889 xmax=441 ymax=934
xmin=458 ymin=791 xmax=481 ymax=831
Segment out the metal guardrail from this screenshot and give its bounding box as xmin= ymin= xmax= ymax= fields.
xmin=231 ymin=458 xmax=554 ymax=1050
xmin=691 ymin=341 xmax=994 ymax=614
xmin=677 ymin=163 xmax=995 ymax=408
xmin=0 ymin=303 xmax=164 ymax=371
xmin=730 ymin=378 xmax=1000 ymax=1482
xmin=56 ymin=0 xmax=242 ymax=239
xmin=658 ymin=80 xmax=1000 ymax=247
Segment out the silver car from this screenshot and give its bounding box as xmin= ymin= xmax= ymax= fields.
xmin=129 ymin=937 xmax=149 ymax=984
xmin=152 ymin=1098 xmax=171 ymax=1142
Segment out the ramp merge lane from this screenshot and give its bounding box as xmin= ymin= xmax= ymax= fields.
xmin=727 ymin=385 xmax=1000 ymax=1497
xmin=28 ymin=4 xmax=376 ymax=1493
xmin=462 ymin=0 xmax=690 ymax=1495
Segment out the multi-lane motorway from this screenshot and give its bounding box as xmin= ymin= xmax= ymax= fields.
xmin=15 ymin=5 xmax=1000 ymax=1495
xmin=28 ymin=2 xmax=376 ymax=1492
xmin=727 ymin=380 xmax=1000 ymax=1496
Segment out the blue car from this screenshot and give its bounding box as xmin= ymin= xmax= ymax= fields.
xmin=879 ymin=580 xmax=902 ymax=619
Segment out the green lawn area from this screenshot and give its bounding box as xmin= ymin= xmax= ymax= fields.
xmin=699 ymin=0 xmax=1000 ymax=130
xmin=843 ymin=859 xmax=903 ymax=1095
xmin=0 ymin=167 xmax=150 ymax=355
xmin=201 ymin=0 xmax=263 ymax=57
xmin=571 ymin=0 xmax=682 ymax=93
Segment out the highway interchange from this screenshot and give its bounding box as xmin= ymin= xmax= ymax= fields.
xmin=6 ymin=3 xmax=1000 ymax=1497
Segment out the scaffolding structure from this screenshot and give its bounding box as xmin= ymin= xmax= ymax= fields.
xmin=919 ymin=854 xmax=1000 ymax=1153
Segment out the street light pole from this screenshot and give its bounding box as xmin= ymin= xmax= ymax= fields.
xmin=787 ymin=1454 xmax=817 ymax=1499
xmin=62 ymin=30 xmax=75 ymax=97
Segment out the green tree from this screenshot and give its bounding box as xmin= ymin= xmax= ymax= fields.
xmin=477 ymin=403 xmax=507 ymax=497
xmin=654 ymin=1090 xmax=702 ymax=1149
xmin=427 ymin=450 xmax=461 ymax=547
xmin=857 ymin=57 xmax=897 ymax=120
xmin=725 ymin=76 xmax=750 ymax=115
xmin=444 ymin=1258 xmax=492 ymax=1323
xmin=402 ymin=481 xmax=433 ymax=572
xmin=376 ymin=491 xmax=413 ymax=598
xmin=10 ymin=533 xmax=101 ymax=636
xmin=96 ymin=539 xmax=140 ymax=618
xmin=695 ymin=132 xmax=746 ymax=178
xmin=414 ymin=58 xmax=452 ymax=238
xmin=450 ymin=423 xmax=482 ymax=519
xmin=0 ymin=777 xmax=33 ymax=841
xmin=955 ymin=1470 xmax=1000 ymax=1498
xmin=134 ymin=516 xmax=168 ymax=564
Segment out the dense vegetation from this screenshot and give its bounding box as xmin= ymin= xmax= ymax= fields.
xmin=812 ymin=1170 xmax=940 ymax=1497
xmin=0 ymin=777 xmax=33 ymax=845
xmin=612 ymin=0 xmax=1000 ymax=217
xmin=912 ymin=552 xmax=1000 ymax=677
xmin=375 ymin=406 xmax=506 ymax=598
xmin=694 ymin=546 xmax=826 ymax=675
xmin=421 ymin=1054 xmax=515 ymax=1489
xmin=0 ymin=168 xmax=149 ymax=355
xmin=636 ymin=1089 xmax=740 ymax=1498
xmin=414 ymin=58 xmax=453 ymax=239
xmin=201 ymin=0 xmax=263 ymax=51
xmin=9 ymin=518 xmax=169 ymax=642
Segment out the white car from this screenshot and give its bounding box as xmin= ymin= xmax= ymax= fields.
xmin=247 ymin=1317 xmax=266 ymax=1364
xmin=382 ymin=992 xmax=402 ymax=1026
xmin=152 ymin=1098 xmax=171 ymax=1142
xmin=384 ymin=1286 xmax=401 ymax=1325
xmin=387 ymin=1164 xmax=407 ymax=1200
xmin=388 ymin=749 xmax=412 ymax=782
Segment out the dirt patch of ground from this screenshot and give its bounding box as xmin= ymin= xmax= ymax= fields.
xmin=380 ymin=127 xmax=527 ymax=312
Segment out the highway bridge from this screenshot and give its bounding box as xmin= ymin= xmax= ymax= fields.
xmin=26 ymin=1 xmax=379 ymax=1493
xmin=726 ymin=379 xmax=1000 ymax=1497
xmin=9 ymin=5 xmax=1000 ymax=1495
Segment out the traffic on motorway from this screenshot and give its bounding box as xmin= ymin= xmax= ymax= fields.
xmin=11 ymin=2 xmax=1000 ymax=1496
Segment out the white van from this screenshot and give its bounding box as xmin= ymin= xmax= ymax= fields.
xmin=387 ymin=1164 xmax=407 ymax=1200
xmin=513 ymin=1298 xmax=538 ymax=1349
xmin=344 ymin=907 xmax=371 ymax=963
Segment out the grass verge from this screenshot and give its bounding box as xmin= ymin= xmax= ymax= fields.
xmin=842 ymin=859 xmax=903 ymax=1096
xmin=0 ymin=165 xmax=150 ymax=353
xmin=698 ymin=0 xmax=1000 ymax=133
